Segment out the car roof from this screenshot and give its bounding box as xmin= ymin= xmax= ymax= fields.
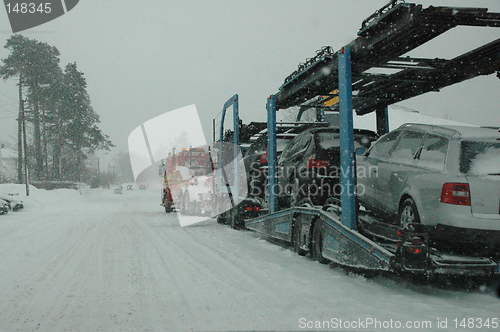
xmin=399 ymin=123 xmax=500 ymax=140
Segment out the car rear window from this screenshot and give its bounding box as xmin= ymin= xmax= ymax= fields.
xmin=460 ymin=141 xmax=500 ymax=175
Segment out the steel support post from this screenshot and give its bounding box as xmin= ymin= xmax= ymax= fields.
xmin=267 ymin=95 xmax=278 ymax=214
xmin=376 ymin=106 xmax=389 ymax=136
xmin=220 ymin=94 xmax=240 ymax=196
xmin=232 ymin=95 xmax=239 ymax=200
xmin=338 ymin=47 xmax=356 ymax=230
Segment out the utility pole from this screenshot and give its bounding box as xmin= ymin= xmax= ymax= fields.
xmin=17 ymin=74 xmax=23 ymax=184
xmin=20 ymin=78 xmax=29 ymax=196
xmin=39 ymin=84 xmax=50 ymax=180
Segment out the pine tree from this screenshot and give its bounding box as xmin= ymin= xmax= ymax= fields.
xmin=1 ymin=35 xmax=113 ymax=183
xmin=0 ymin=35 xmax=62 ymax=181
xmin=59 ymin=62 xmax=113 ymax=181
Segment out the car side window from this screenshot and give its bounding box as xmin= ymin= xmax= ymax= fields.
xmin=390 ymin=130 xmax=425 ymax=161
xmin=367 ymin=130 xmax=401 ymax=159
xmin=417 ymin=134 xmax=448 ymax=169
xmin=292 ymin=133 xmax=311 ymax=155
xmin=279 ymin=134 xmax=303 ymax=162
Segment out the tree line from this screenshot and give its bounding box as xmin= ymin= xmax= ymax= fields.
xmin=0 ymin=35 xmax=113 ymax=184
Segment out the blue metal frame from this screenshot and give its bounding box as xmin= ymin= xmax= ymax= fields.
xmin=267 ymin=95 xmax=278 ymax=213
xmin=338 ymin=47 xmax=356 ymax=230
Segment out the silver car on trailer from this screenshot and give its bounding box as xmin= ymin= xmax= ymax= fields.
xmin=356 ymin=124 xmax=500 ymax=252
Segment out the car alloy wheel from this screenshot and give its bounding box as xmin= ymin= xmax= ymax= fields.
xmin=399 ymin=198 xmax=420 ymax=228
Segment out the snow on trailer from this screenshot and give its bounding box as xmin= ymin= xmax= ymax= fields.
xmin=226 ymin=1 xmax=500 ymax=281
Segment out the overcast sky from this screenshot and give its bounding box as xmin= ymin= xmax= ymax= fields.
xmin=1 ymin=0 xmax=500 ymax=163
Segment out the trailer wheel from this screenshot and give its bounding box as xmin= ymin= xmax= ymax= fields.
xmin=292 ymin=222 xmax=306 ymax=256
xmin=312 ymin=221 xmax=329 ymax=264
xmin=230 ymin=209 xmax=242 ymax=229
xmin=399 ymin=198 xmax=420 ymax=228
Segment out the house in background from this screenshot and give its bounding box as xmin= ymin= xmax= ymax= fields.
xmin=0 ymin=144 xmax=18 ymax=183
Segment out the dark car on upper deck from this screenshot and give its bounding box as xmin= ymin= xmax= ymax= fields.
xmin=275 ymin=126 xmax=378 ymax=208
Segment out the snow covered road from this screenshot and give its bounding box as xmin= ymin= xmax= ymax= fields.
xmin=0 ymin=186 xmax=498 ymax=331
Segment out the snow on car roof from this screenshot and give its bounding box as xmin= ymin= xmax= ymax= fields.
xmin=401 ymin=123 xmax=500 ymax=140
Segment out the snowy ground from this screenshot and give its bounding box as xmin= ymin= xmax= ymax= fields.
xmin=0 ymin=185 xmax=498 ymax=331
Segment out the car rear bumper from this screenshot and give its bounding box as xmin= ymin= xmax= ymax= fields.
xmin=430 ymin=223 xmax=500 ymax=252
xmin=431 ymin=204 xmax=500 ymax=231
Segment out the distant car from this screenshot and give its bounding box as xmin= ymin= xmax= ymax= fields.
xmin=356 ymin=124 xmax=500 ymax=252
xmin=0 ymin=199 xmax=8 ymax=215
xmin=139 ymin=184 xmax=147 ymax=190
xmin=127 ymin=185 xmax=134 ymax=191
xmin=114 ymin=186 xmax=123 ymax=194
xmin=0 ymin=194 xmax=23 ymax=211
xmin=276 ymin=127 xmax=378 ymax=207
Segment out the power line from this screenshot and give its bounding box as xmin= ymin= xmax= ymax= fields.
xmin=0 ymin=99 xmax=17 ymax=107
xmin=0 ymin=90 xmax=18 ymax=103
xmin=0 ymin=105 xmax=17 ymax=114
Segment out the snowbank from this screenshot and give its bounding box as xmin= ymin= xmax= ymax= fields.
xmin=0 ymin=183 xmax=85 ymax=213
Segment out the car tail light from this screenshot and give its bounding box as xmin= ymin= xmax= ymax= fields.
xmin=259 ymin=152 xmax=268 ymax=164
xmin=408 ymin=247 xmax=421 ymax=254
xmin=307 ymin=154 xmax=330 ymax=168
xmin=246 ymin=206 xmax=260 ymax=212
xmin=440 ymin=183 xmax=471 ymax=206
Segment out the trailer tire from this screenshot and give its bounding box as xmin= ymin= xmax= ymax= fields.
xmin=230 ymin=209 xmax=242 ymax=229
xmin=312 ymin=221 xmax=329 ymax=264
xmin=292 ymin=222 xmax=306 ymax=256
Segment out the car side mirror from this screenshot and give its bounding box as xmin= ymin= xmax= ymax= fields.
xmin=355 ymin=147 xmax=367 ymax=156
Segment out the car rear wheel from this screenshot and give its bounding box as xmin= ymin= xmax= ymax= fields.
xmin=399 ymin=198 xmax=420 ymax=228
